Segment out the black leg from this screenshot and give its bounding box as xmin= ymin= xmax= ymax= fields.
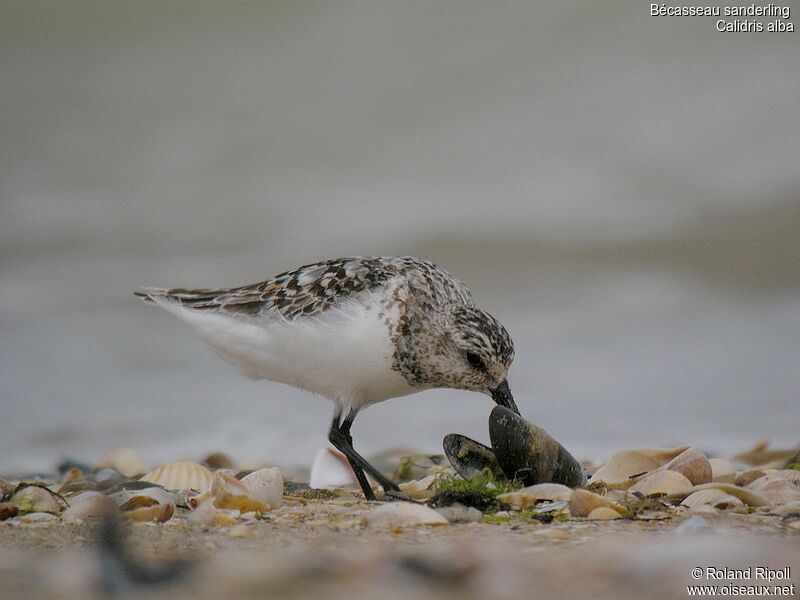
xmin=338 ymin=412 xmax=374 ymax=501
xmin=328 ymin=411 xmax=403 ymax=500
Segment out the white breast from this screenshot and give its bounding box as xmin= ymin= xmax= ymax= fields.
xmin=152 ymin=294 xmax=419 ymax=414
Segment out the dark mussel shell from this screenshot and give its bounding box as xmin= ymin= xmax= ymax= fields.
xmin=443 ymin=433 xmax=506 ymax=481
xmin=489 ymin=406 xmax=586 ymax=488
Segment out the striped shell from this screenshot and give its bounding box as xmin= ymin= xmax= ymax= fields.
xmin=141 ymin=461 xmax=214 ymax=491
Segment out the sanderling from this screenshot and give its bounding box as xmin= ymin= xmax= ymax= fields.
xmin=136 ymin=256 xmax=517 ymax=500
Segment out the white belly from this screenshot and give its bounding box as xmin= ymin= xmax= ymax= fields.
xmin=154 ymin=296 xmax=420 ymax=413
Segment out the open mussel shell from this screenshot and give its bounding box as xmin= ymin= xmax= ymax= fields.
xmin=442 ymin=434 xmax=505 ymax=481
xmin=489 ymin=406 xmax=586 ymax=488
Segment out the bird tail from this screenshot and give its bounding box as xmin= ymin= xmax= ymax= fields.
xmin=134 ymin=287 xmax=229 ymax=310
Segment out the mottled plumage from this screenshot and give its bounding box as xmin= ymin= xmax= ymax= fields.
xmin=137 ymin=256 xmax=517 ymax=500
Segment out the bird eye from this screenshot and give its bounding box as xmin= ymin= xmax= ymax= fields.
xmin=465 ymin=352 xmax=484 ymax=370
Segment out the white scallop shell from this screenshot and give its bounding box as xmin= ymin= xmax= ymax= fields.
xmin=398 ymin=475 xmax=437 ymax=500
xmin=141 ymin=461 xmax=214 ymax=491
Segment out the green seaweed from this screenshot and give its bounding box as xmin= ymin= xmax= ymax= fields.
xmin=429 ymin=469 xmax=522 ymax=512
xmin=788 ymin=463 xmax=800 ymax=472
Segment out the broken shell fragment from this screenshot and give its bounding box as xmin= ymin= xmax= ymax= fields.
xmin=95 ymin=448 xmax=148 ymax=478
xmin=9 ymin=486 xmax=61 ymax=514
xmin=240 ymin=467 xmax=283 ymax=508
xmin=656 ymin=448 xmax=712 ymax=485
xmin=591 ymin=446 xmax=689 ymax=488
xmin=569 ymin=489 xmax=625 ymax=518
xmin=361 ymin=501 xmax=448 ymax=529
xmin=587 ymin=507 xmax=623 ymax=520
xmin=442 ymin=434 xmax=505 ymax=481
xmin=187 ymin=497 xmax=239 ymax=526
xmin=121 ymin=498 xmax=174 ymax=522
xmin=211 ymin=473 xmax=270 ymax=514
xmin=398 ymin=474 xmax=438 ymax=500
xmin=628 ymin=470 xmax=692 ymax=496
xmin=62 ymin=491 xmax=117 ymax=523
xmin=681 ymin=489 xmax=743 ymax=510
xmin=141 ymin=461 xmax=214 ymax=491
xmin=497 ymin=483 xmax=573 ymax=510
xmin=488 ymin=406 xmax=586 ymax=487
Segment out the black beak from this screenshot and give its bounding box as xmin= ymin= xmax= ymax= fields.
xmin=490 ymin=380 xmax=519 ymax=416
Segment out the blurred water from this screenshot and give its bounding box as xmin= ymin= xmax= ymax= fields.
xmin=1 ymin=2 xmax=798 ymax=474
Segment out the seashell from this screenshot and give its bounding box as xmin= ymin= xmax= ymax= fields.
xmin=141 ymin=461 xmax=214 ymax=491
xmin=94 ymin=468 xmax=125 ymax=485
xmin=398 ymin=475 xmax=438 ymax=500
xmin=0 ymin=502 xmax=19 ymax=520
xmin=681 ymin=489 xmax=743 ymax=509
xmin=771 ymin=500 xmax=800 ymax=516
xmin=496 ymin=483 xmax=573 ymax=510
xmin=629 ymin=470 xmax=692 ymax=496
xmin=656 ymin=448 xmax=711 ymax=485
xmin=748 ymin=477 xmax=800 ymax=506
xmin=14 ymin=512 xmax=58 ymax=524
xmin=59 ymin=468 xmax=84 ymax=487
xmin=734 ymin=470 xmax=766 ymax=487
xmin=187 ymin=497 xmax=239 ymax=526
xmin=58 ymin=480 xmax=100 ymax=496
xmin=587 ymin=507 xmax=622 ymax=520
xmin=708 ymin=458 xmax=736 ymax=483
xmin=443 ymin=434 xmax=506 ymax=481
xmin=361 ymin=501 xmax=448 ymax=529
xmin=309 ymin=448 xmax=360 ymax=489
xmin=762 ymin=469 xmax=800 ymax=486
xmin=61 ymin=492 xmax=117 ymax=523
xmin=592 ymin=446 xmax=689 ymax=488
xmin=122 ymin=486 xmax=177 ymax=506
xmin=122 ymin=499 xmax=174 ymax=522
xmin=688 ymin=504 xmax=719 ymax=516
xmin=9 ymin=486 xmax=61 ymax=514
xmin=670 ymin=483 xmax=768 ymax=507
xmin=569 ymin=489 xmax=625 ymax=518
xmin=390 ymin=453 xmax=450 ymax=482
xmin=0 ymin=477 xmax=15 ymax=499
xmin=240 ymin=468 xmax=283 ymax=508
xmin=211 ymin=473 xmax=270 ymax=514
xmin=95 ymin=449 xmax=148 ymax=478
xmin=118 ymin=486 xmax=176 ymax=522
xmin=488 ymin=407 xmax=586 ymax=487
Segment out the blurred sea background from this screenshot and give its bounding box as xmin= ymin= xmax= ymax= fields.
xmin=1 ymin=2 xmax=798 ymax=474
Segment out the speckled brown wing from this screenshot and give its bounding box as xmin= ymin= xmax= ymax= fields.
xmin=136 ymin=256 xmax=472 ymax=320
